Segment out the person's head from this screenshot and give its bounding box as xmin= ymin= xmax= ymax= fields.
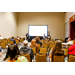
xmin=23 ymin=40 xmax=28 ymax=46
xmin=17 ymin=36 xmax=19 ymax=38
xmin=4 ymin=44 xmax=20 ymax=60
xmin=0 ymin=35 xmax=1 ymax=37
xmin=12 ymin=36 xmax=14 ymax=39
xmin=67 ymin=38 xmax=71 ymax=42
xmin=31 ymin=39 xmax=36 ymax=47
xmin=53 ymin=40 xmax=62 ymax=53
xmin=36 ymin=37 xmax=40 ymax=42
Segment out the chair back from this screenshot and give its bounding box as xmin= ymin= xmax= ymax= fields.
xmin=40 ymin=47 xmax=47 ymax=53
xmin=38 ymin=44 xmax=40 ymax=50
xmin=69 ymin=55 xmax=75 ymax=62
xmin=10 ymin=41 xmax=14 ymax=45
xmin=20 ymin=38 xmax=23 ymax=43
xmin=16 ymin=40 xmax=19 ymax=44
xmin=42 ymin=44 xmax=48 ymax=48
xmin=31 ymin=47 xmax=36 ymax=55
xmin=53 ymin=55 xmax=64 ymax=62
xmin=36 ymin=54 xmax=46 ymax=62
xmin=23 ymin=54 xmax=31 ymax=62
xmin=1 ymin=42 xmax=6 ymax=48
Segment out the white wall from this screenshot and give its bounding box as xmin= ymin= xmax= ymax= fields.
xmin=0 ymin=12 xmax=17 ymax=38
xmin=17 ymin=12 xmax=65 ymax=40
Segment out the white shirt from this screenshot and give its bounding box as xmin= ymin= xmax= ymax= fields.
xmin=0 ymin=37 xmax=3 ymax=40
xmin=62 ymin=41 xmax=73 ymax=45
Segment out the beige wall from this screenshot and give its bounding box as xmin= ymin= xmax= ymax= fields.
xmin=0 ymin=12 xmax=17 ymax=38
xmin=17 ymin=12 xmax=65 ymax=40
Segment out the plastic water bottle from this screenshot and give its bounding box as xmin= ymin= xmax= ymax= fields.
xmin=65 ymin=57 xmax=68 ymax=62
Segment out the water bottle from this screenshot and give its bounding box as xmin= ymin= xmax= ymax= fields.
xmin=65 ymin=57 xmax=68 ymax=62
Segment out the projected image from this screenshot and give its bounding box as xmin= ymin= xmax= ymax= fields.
xmin=29 ymin=25 xmax=48 ymax=36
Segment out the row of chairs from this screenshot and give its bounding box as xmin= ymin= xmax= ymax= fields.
xmin=23 ymin=53 xmax=46 ymax=62
xmin=0 ymin=38 xmax=24 ymax=48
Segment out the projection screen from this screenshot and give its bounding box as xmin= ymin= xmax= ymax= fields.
xmin=28 ymin=25 xmax=48 ymax=36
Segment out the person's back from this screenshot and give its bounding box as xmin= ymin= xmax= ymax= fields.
xmin=68 ymin=39 xmax=75 ymax=55
xmin=4 ymin=44 xmax=28 ymax=62
xmin=20 ymin=45 xmax=34 ymax=61
xmin=20 ymin=40 xmax=34 ymax=61
xmin=36 ymin=37 xmax=42 ymax=46
xmin=49 ymin=40 xmax=64 ymax=62
xmin=30 ymin=39 xmax=38 ymax=53
xmin=10 ymin=36 xmax=16 ymax=44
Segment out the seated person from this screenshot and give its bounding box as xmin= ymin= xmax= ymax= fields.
xmin=0 ymin=48 xmax=2 ymax=57
xmin=20 ymin=40 xmax=34 ymax=61
xmin=30 ymin=39 xmax=38 ymax=53
xmin=16 ymin=36 xmax=20 ymax=40
xmin=62 ymin=38 xmax=73 ymax=48
xmin=0 ymin=35 xmax=3 ymax=40
xmin=49 ymin=40 xmax=64 ymax=62
xmin=68 ymin=39 xmax=75 ymax=55
xmin=36 ymin=37 xmax=42 ymax=47
xmin=3 ymin=44 xmax=28 ymax=62
xmin=10 ymin=36 xmax=16 ymax=44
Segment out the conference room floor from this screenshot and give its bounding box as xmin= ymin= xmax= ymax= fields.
xmin=0 ymin=42 xmax=67 ymax=62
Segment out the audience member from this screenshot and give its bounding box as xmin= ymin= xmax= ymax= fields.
xmin=4 ymin=44 xmax=28 ymax=62
xmin=68 ymin=39 xmax=75 ymax=55
xmin=16 ymin=36 xmax=20 ymax=40
xmin=20 ymin=40 xmax=34 ymax=61
xmin=36 ymin=37 xmax=42 ymax=46
xmin=49 ymin=40 xmax=64 ymax=62
xmin=30 ymin=39 xmax=38 ymax=53
xmin=10 ymin=36 xmax=16 ymax=44
xmin=0 ymin=35 xmax=3 ymax=40
xmin=62 ymin=38 xmax=73 ymax=48
xmin=0 ymin=48 xmax=2 ymax=57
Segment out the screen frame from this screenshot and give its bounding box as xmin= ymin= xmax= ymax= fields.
xmin=28 ymin=25 xmax=48 ymax=37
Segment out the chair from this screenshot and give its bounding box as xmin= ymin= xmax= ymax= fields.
xmin=20 ymin=38 xmax=23 ymax=43
xmin=53 ymin=55 xmax=64 ymax=62
xmin=23 ymin=54 xmax=31 ymax=62
xmin=42 ymin=44 xmax=48 ymax=48
xmin=38 ymin=44 xmax=40 ymax=50
xmin=40 ymin=47 xmax=47 ymax=54
xmin=68 ymin=55 xmax=75 ymax=62
xmin=64 ymin=48 xmax=68 ymax=56
xmin=16 ymin=40 xmax=19 ymax=44
xmin=31 ymin=47 xmax=36 ymax=55
xmin=10 ymin=41 xmax=14 ymax=45
xmin=4 ymin=40 xmax=8 ymax=45
xmin=36 ymin=54 xmax=46 ymax=62
xmin=1 ymin=42 xmax=6 ymax=48
xmin=49 ymin=44 xmax=54 ymax=51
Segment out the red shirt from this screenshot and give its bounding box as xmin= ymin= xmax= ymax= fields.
xmin=68 ymin=44 xmax=75 ymax=55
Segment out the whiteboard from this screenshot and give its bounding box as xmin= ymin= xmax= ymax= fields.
xmin=28 ymin=25 xmax=48 ymax=36
xmin=65 ymin=21 xmax=69 ymax=38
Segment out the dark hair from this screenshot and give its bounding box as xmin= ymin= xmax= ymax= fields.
xmin=4 ymin=44 xmax=21 ymax=61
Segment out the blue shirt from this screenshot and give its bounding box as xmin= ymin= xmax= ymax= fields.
xmin=10 ymin=38 xmax=16 ymax=44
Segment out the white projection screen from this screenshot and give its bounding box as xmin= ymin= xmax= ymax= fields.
xmin=28 ymin=25 xmax=48 ymax=36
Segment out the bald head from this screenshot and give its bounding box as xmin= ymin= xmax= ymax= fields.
xmin=23 ymin=40 xmax=28 ymax=45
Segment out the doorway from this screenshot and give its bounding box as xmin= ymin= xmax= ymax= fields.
xmin=70 ymin=21 xmax=75 ymax=40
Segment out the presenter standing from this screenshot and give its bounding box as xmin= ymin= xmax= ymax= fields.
xmin=43 ymin=33 xmax=46 ymax=40
xmin=26 ymin=32 xmax=29 ymax=40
